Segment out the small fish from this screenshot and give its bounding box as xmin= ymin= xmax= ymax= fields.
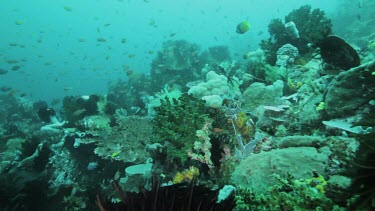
xmin=51 ymin=98 xmax=61 ymax=106
xmin=121 ymin=38 xmax=127 ymax=44
xmin=149 ymin=19 xmax=157 ymax=27
xmin=368 ymin=40 xmax=375 ymax=48
xmin=169 ymin=32 xmax=176 ymax=37
xmin=112 ymin=152 xmax=120 ymax=157
xmin=87 ymin=162 xmax=98 ymax=171
xmin=11 ymin=66 xmax=21 ymax=71
xmin=122 ymin=64 xmax=130 ymax=70
xmin=97 ymin=37 xmax=106 ymax=42
xmin=128 ymin=54 xmax=135 ymax=58
xmin=63 ymin=86 xmax=73 ymax=91
xmin=64 ymin=6 xmax=73 ymax=12
xmin=147 ymin=50 xmax=154 ymax=54
xmin=6 ymin=60 xmax=18 ymax=64
xmin=114 ymin=170 xmax=121 ymax=180
xmin=236 ymin=21 xmax=251 ymax=34
xmin=0 ymin=69 xmax=8 ymax=75
xmin=15 ymin=20 xmax=25 ymax=25
xmin=125 ymin=69 xmax=133 ymax=76
xmin=8 ymin=90 xmax=19 ymax=96
xmin=0 ymin=86 xmax=12 ymax=92
xmin=213 ymin=128 xmax=224 ymax=133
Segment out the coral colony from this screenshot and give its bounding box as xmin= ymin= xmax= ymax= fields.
xmin=1 ymin=3 xmax=375 ymax=211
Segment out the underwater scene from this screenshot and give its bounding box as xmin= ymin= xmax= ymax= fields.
xmin=1 ymin=0 xmax=375 ymax=210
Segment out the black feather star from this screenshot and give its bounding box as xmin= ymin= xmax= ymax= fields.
xmin=96 ymin=180 xmax=235 ymax=211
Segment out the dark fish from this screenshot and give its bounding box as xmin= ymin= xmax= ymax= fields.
xmin=125 ymin=70 xmax=133 ymax=76
xmin=0 ymin=86 xmax=12 ymax=92
xmin=97 ymin=37 xmax=106 ymax=42
xmin=15 ymin=20 xmax=24 ymax=25
xmin=11 ymin=66 xmax=21 ymax=71
xmin=64 ymin=6 xmax=73 ymax=12
xmin=6 ymin=60 xmax=18 ymax=64
xmin=319 ymin=35 xmax=360 ymax=70
xmin=0 ymin=68 xmax=8 ymax=75
xmin=8 ymin=90 xmax=18 ymax=96
xmin=63 ymin=86 xmax=73 ymax=91
xmin=51 ymin=98 xmax=61 ymax=106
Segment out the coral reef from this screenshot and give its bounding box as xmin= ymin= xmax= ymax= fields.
xmin=107 ymin=73 xmax=151 ymax=116
xmin=260 ymin=5 xmax=332 ymax=65
xmin=2 ymin=4 xmax=375 ymax=210
xmin=92 ymin=115 xmax=152 ymax=163
xmin=151 ymin=94 xmax=209 ymax=165
xmin=61 ymin=95 xmax=101 ymax=127
xmin=150 ymin=40 xmax=203 ymax=91
xmin=234 ymin=173 xmax=338 ymax=210
xmin=188 ymin=70 xmax=229 ymax=108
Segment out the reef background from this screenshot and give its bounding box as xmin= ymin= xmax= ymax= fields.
xmin=1 ymin=0 xmax=341 ymax=103
xmin=1 ymin=0 xmax=375 ymax=210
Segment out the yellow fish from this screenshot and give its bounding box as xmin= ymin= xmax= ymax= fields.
xmin=236 ymin=21 xmax=251 ymax=34
xmin=111 ymin=152 xmax=120 ymax=157
xmin=15 ymin=20 xmax=25 ymax=25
